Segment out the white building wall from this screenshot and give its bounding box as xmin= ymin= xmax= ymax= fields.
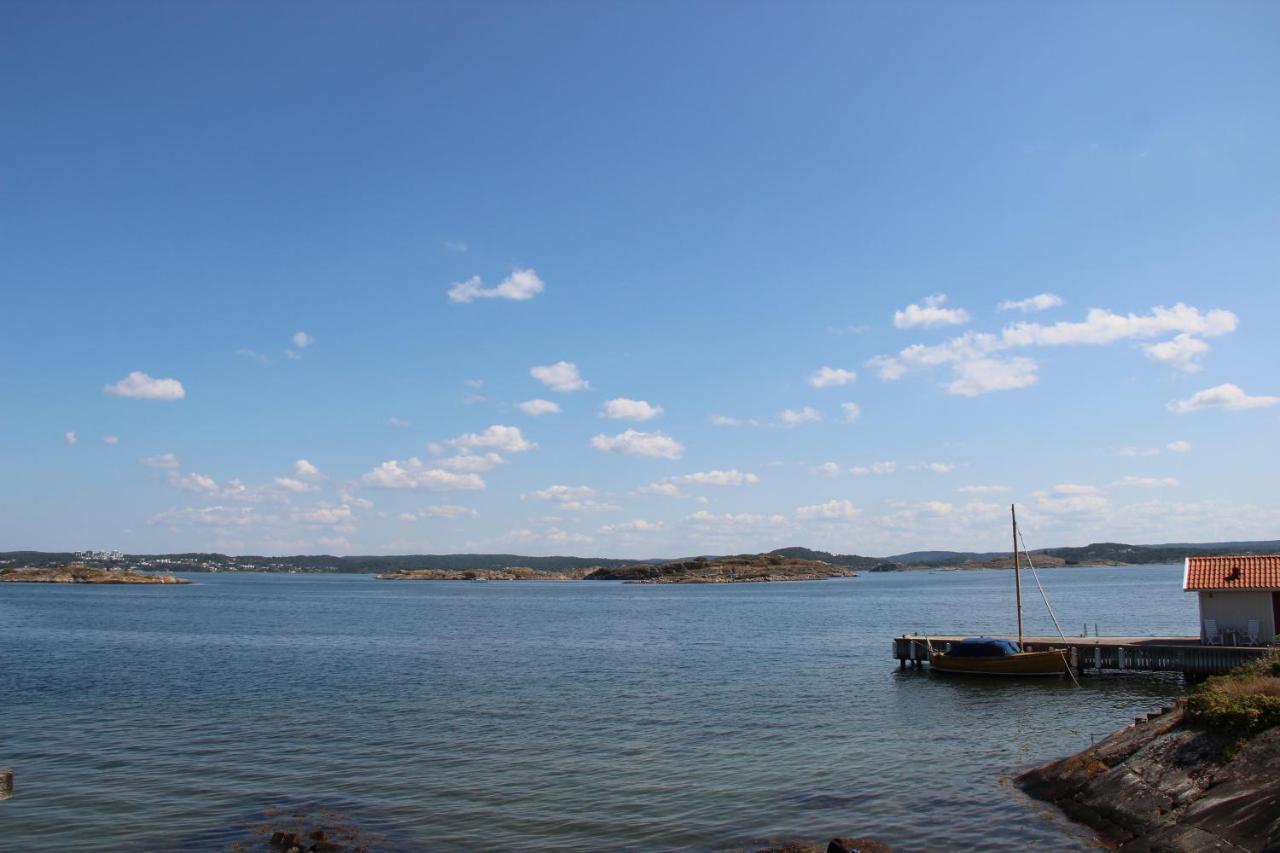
xmin=1197 ymin=590 xmax=1276 ymax=643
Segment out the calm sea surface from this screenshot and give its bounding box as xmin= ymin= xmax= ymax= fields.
xmin=1 ymin=565 xmax=1198 ymax=851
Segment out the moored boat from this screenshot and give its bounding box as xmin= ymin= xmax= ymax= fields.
xmin=927 ymin=505 xmax=1071 ymax=678
xmin=928 ymin=637 xmax=1068 ymax=676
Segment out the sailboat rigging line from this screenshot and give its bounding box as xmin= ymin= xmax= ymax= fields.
xmin=1016 ymin=526 xmax=1081 ymax=687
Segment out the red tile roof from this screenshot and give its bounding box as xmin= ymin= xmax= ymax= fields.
xmin=1185 ymin=555 xmax=1280 ymax=591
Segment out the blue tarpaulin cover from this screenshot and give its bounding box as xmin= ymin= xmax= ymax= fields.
xmin=946 ymin=637 xmax=1021 ymax=657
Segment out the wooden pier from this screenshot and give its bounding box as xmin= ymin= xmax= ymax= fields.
xmin=893 ymin=634 xmax=1277 ymax=677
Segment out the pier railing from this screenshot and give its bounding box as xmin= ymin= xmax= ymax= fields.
xmin=893 ymin=634 xmax=1278 ymax=677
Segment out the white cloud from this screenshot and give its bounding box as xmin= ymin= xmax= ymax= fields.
xmin=893 ymin=294 xmax=970 ymax=329
xmin=686 ymin=510 xmax=789 ymax=529
xmin=386 ymin=417 xmax=410 ymax=428
xmin=867 ymin=356 xmax=909 ymax=380
xmin=840 ymin=402 xmax=862 ymax=423
xmin=957 ymin=484 xmax=1009 ymax=494
xmin=946 ymin=356 xmax=1039 ymax=396
xmin=273 ymin=477 xmax=318 ymax=493
xmin=807 ymin=366 xmax=857 ymax=388
xmin=810 ymin=462 xmax=841 ymax=478
xmin=872 ymin=303 xmax=1238 ymax=396
xmin=516 ymin=399 xmax=560 ymax=416
xmin=669 ymin=470 xmax=760 ymax=487
xmin=504 ymin=525 xmax=593 ymax=546
xmin=780 ymin=406 xmax=821 ymax=426
xmin=634 ymin=482 xmax=686 ymax=498
xmin=590 ymin=429 xmax=684 ymax=460
xmin=291 ymin=331 xmax=314 ymax=350
xmin=530 ymin=361 xmax=589 ymax=392
xmin=143 ymin=452 xmax=180 ymax=469
xmin=102 ymin=435 xmax=119 ymax=445
xmin=598 ymin=519 xmax=664 ymax=534
xmin=1143 ymin=333 xmax=1210 ymax=372
xmin=437 ymin=452 xmax=507 ymax=473
xmin=63 ymin=431 xmax=77 ymax=446
xmin=293 ymin=459 xmax=323 ymax=481
xmin=449 ymin=268 xmax=545 ymax=303
xmin=420 ymin=505 xmax=477 ymax=519
xmin=104 ymin=371 xmax=185 ymax=401
xmin=1111 ymin=476 xmax=1179 ymax=489
xmin=1166 ymin=440 xmax=1192 ymax=453
xmin=443 ymin=239 xmax=468 ymax=253
xmin=710 ymin=415 xmax=759 ymax=427
xmin=998 ymin=293 xmax=1064 ymax=313
xmin=447 ymin=425 xmax=536 ymax=454
xmin=400 ymin=505 xmax=472 ymax=521
xmin=524 ymin=484 xmax=619 ymax=512
xmin=361 ymin=458 xmax=485 ymax=490
xmin=911 ymin=462 xmax=954 ymax=474
xmin=1054 ymin=483 xmax=1101 ymax=495
xmin=292 ymin=505 xmax=352 ymax=525
xmin=151 ymin=505 xmax=260 ymax=528
xmin=169 ymin=471 xmax=220 ymax=494
xmin=795 ymin=499 xmax=860 ymax=522
xmin=1118 ymin=446 xmax=1161 ymax=457
xmin=602 ymin=398 xmax=664 ymax=421
xmin=526 ymin=484 xmax=597 ymax=502
xmin=851 ymin=461 xmax=896 ymax=476
xmin=1168 ymin=383 xmax=1280 ymax=414
xmin=1002 ymin=304 xmax=1238 ymax=347
xmin=1034 ymin=490 xmax=1110 ymax=514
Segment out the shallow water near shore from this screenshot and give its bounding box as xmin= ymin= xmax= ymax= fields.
xmin=1 ymin=565 xmax=1197 ymax=851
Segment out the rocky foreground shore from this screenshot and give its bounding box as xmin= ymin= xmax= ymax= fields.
xmin=1019 ymin=699 xmax=1280 ymax=850
xmin=0 ymin=564 xmax=190 ymax=584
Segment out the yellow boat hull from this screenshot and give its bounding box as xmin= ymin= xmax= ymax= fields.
xmin=929 ymin=647 xmax=1069 ymax=676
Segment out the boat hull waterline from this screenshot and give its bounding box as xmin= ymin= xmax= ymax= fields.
xmin=929 ymin=647 xmax=1070 ymax=676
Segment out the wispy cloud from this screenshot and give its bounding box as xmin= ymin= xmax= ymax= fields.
xmin=997 ymin=293 xmax=1063 ymax=313
xmin=1168 ymin=383 xmax=1280 ymax=414
xmin=449 ymin=268 xmax=544 ymax=303
xmin=780 ymin=406 xmax=821 ymax=426
xmin=516 ymin=399 xmax=561 ymax=416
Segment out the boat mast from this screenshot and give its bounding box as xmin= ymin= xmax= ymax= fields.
xmin=1012 ymin=503 xmax=1023 ymax=649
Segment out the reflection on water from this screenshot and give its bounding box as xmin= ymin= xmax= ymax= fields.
xmin=0 ymin=565 xmax=1196 ymax=851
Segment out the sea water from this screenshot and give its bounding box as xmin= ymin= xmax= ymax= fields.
xmin=0 ymin=565 xmax=1196 ymax=851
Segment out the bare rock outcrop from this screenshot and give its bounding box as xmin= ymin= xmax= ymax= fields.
xmin=1018 ymin=706 xmax=1280 ymax=851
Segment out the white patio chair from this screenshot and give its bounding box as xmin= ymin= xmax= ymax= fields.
xmin=1247 ymin=619 xmax=1261 ymax=646
xmin=1204 ymin=619 xmax=1222 ymax=646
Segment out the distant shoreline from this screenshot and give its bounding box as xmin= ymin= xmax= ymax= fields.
xmin=5 ymin=539 xmax=1266 ymax=576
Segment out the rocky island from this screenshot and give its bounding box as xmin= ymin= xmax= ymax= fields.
xmin=584 ymin=554 xmax=856 ymax=583
xmin=0 ymin=564 xmax=190 ymax=584
xmin=376 ymin=566 xmax=589 ymax=581
xmin=1019 ymin=657 xmax=1280 ymax=850
xmin=376 ymin=554 xmax=857 ymax=584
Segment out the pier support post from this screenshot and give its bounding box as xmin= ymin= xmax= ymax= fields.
xmin=0 ymin=768 xmax=12 ymax=801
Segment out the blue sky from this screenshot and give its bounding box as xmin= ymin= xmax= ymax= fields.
xmin=4 ymin=2 xmax=1279 ymax=557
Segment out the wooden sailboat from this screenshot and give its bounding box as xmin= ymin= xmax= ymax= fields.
xmin=928 ymin=505 xmax=1070 ymax=677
